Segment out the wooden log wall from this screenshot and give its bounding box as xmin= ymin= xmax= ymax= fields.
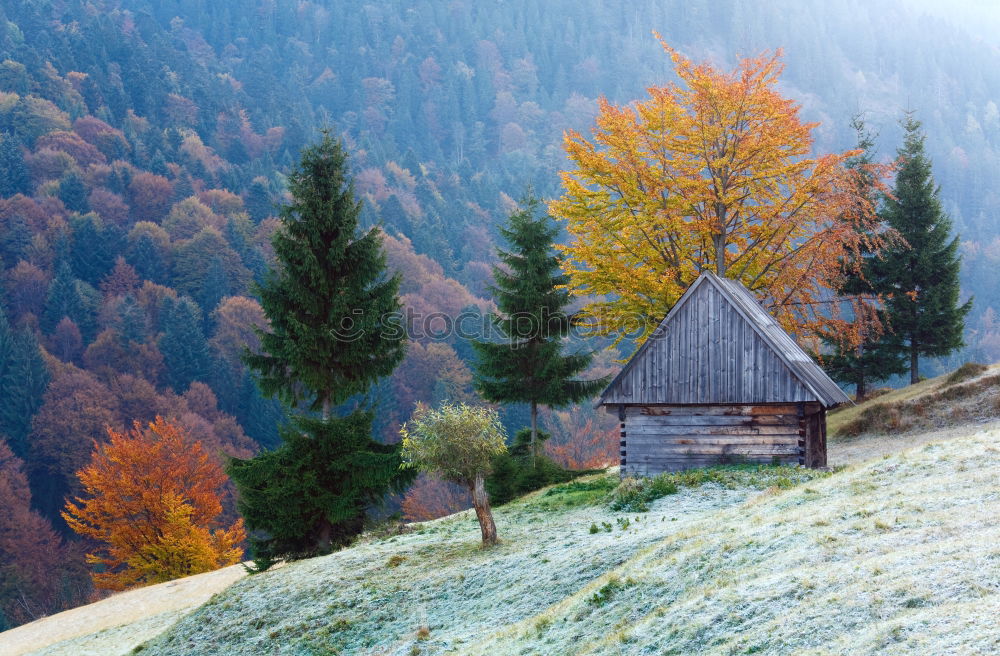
xmin=620 ymin=403 xmax=824 ymax=477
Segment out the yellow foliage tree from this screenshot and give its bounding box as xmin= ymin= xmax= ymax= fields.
xmin=551 ymin=36 xmax=887 ymax=347
xmin=62 ymin=417 xmax=245 ymax=590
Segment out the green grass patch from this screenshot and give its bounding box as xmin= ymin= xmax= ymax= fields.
xmin=587 ymin=577 xmax=635 ymax=607
xmin=527 ymin=474 xmax=619 ymax=510
xmin=610 ymin=465 xmax=824 ymax=512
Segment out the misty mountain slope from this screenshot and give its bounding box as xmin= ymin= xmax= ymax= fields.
xmin=114 ymin=428 xmax=1000 ymax=656
xmin=6 ymin=0 xmax=1000 ymax=353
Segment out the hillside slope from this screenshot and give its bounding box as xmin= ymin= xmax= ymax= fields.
xmin=131 ymin=429 xmax=999 ymax=654
xmin=9 ymin=371 xmax=1000 ymax=656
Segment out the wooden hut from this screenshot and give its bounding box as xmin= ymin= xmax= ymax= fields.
xmin=599 ymin=272 xmax=850 ymax=476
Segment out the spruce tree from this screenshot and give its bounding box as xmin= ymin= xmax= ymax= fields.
xmin=0 ymin=305 xmax=49 ymax=457
xmin=244 ymin=134 xmax=406 ymax=414
xmin=227 ymin=411 xmax=403 ymax=566
xmin=58 ymin=172 xmax=90 ymax=214
xmin=115 ymin=294 xmax=147 ymax=345
xmin=198 ymin=255 xmax=231 ymax=317
xmin=230 ymin=135 xmax=411 ymax=569
xmin=70 ymin=214 xmax=114 ymax=286
xmin=0 ymin=214 xmax=31 ymax=265
xmin=0 ymin=133 xmax=30 ymax=197
xmin=158 ymin=296 xmax=210 ymax=392
xmin=472 ymin=197 xmax=608 ymax=459
xmin=42 ymin=262 xmax=84 ymax=334
xmin=820 ymin=117 xmax=907 ymax=399
xmin=876 ymin=114 xmax=972 ymax=383
xmin=126 ymin=233 xmax=166 ymax=284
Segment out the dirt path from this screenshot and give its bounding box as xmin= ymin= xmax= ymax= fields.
xmin=0 ymin=563 xmax=247 ymax=656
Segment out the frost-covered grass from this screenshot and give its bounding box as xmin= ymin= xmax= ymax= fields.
xmin=133 ymin=429 xmax=1000 ymax=656
xmin=464 ymin=429 xmax=1000 ymax=655
xmin=134 ymin=471 xmax=759 ymax=655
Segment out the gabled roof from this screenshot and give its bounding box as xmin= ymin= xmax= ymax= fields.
xmin=599 ymin=272 xmax=852 ymax=408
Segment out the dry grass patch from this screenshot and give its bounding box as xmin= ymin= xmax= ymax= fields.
xmin=834 ymin=365 xmax=1000 ymax=439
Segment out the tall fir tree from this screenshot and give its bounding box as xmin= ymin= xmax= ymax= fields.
xmin=58 ymin=173 xmax=90 ymax=214
xmin=0 ymin=214 xmax=32 ymax=265
xmin=231 ymin=135 xmax=411 ymax=569
xmin=472 ymin=197 xmax=608 ymax=458
xmin=197 ymin=255 xmax=231 ymax=317
xmin=0 ymin=305 xmax=49 ymax=457
xmin=875 ymin=114 xmax=972 ymax=383
xmin=115 ymin=294 xmax=147 ymax=345
xmin=243 ymin=134 xmax=406 ymax=415
xmin=820 ymin=117 xmax=907 ymax=399
xmin=69 ymin=215 xmax=115 ymax=286
xmin=126 ymin=233 xmax=166 ymax=284
xmin=0 ymin=132 xmax=30 ymax=197
xmin=42 ymin=262 xmax=86 ymax=334
xmin=158 ymin=296 xmax=210 ymax=392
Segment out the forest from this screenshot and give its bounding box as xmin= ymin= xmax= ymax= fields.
xmin=0 ymin=0 xmax=998 ymax=629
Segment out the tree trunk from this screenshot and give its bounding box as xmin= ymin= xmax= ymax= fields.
xmin=529 ymin=401 xmax=538 ymax=466
xmin=714 ymin=204 xmax=727 ymax=275
xmin=321 ymin=394 xmax=331 ymax=421
xmin=910 ymin=346 xmax=919 ymax=385
xmin=316 ymin=516 xmax=333 ymax=554
xmin=470 ymin=473 xmax=497 ymax=547
xmin=713 ymin=233 xmax=726 ymax=275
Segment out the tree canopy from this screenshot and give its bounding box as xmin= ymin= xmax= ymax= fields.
xmin=552 ymin=39 xmax=885 ymax=345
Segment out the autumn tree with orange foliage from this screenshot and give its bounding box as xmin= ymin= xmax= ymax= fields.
xmin=62 ymin=417 xmax=245 ymax=591
xmin=551 ymin=36 xmax=888 ymax=347
xmin=542 ymin=408 xmax=618 ymax=471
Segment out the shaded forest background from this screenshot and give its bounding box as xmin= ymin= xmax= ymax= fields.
xmin=2 ymin=0 xmax=999 ymax=628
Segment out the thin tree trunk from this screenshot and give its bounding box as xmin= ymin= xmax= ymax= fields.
xmin=321 ymin=394 xmax=331 ymax=421
xmin=530 ymin=401 xmax=538 ymax=466
xmin=470 ymin=473 xmax=497 ymax=546
xmin=910 ymin=347 xmax=919 ymax=385
xmin=714 ymin=206 xmax=727 ymax=275
xmin=856 ymin=342 xmax=866 ymax=402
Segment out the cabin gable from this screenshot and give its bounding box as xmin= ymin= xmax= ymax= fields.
xmin=600 ymin=273 xmax=849 ymax=407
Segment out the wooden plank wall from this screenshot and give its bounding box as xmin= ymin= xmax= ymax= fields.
xmin=602 ymin=279 xmax=816 ymax=405
xmin=621 ymin=404 xmax=823 ymax=476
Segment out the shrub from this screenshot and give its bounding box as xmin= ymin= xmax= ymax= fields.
xmin=609 ymin=476 xmax=656 ymax=512
xmin=485 ymin=428 xmax=591 ymax=505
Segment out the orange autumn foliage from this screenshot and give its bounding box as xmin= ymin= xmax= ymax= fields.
xmin=62 ymin=417 xmax=245 ymax=591
xmin=401 ymin=473 xmax=472 ymax=521
xmin=552 ymin=36 xmax=887 ymax=349
xmin=542 ymin=408 xmax=618 ymax=470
